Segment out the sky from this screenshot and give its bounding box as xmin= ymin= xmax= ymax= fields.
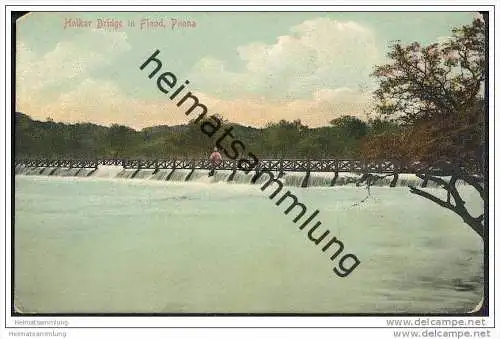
xmin=16 ymin=11 xmax=477 ymax=129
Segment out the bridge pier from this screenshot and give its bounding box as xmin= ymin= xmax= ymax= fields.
xmin=301 ymin=170 xmax=310 ymax=188
xmin=166 ymin=167 xmax=176 ymax=181
xmin=227 ymin=161 xmax=238 ymax=182
xmin=185 ymin=166 xmax=195 ymax=181
xmin=421 ymin=175 xmax=429 ymax=188
xmin=130 ymin=164 xmax=141 ymax=179
xmin=152 ymin=160 xmax=160 ymax=175
xmin=228 ymin=169 xmax=237 ymax=182
xmin=390 ymin=172 xmax=399 ymax=187
xmin=330 ymin=171 xmax=339 ymax=186
xmin=86 ymin=168 xmax=97 ymax=176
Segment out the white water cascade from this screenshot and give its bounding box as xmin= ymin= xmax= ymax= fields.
xmin=15 ymin=164 xmax=463 ymax=188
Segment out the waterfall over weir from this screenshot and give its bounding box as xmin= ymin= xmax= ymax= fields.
xmin=13 ymin=164 xmax=460 ymax=188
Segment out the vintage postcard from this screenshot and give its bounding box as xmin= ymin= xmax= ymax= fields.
xmin=11 ymin=8 xmax=487 ymax=323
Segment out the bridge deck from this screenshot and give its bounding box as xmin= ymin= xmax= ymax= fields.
xmin=14 ymin=158 xmax=459 ymax=174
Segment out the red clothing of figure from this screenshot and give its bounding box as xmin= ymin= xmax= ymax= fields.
xmin=209 ymin=151 xmax=222 ymax=165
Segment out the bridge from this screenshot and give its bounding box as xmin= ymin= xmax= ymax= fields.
xmin=15 ymin=158 xmax=479 ymax=188
xmin=14 ymin=158 xmax=457 ymax=174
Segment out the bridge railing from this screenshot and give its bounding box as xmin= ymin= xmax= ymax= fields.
xmin=13 ymin=157 xmax=471 ymax=175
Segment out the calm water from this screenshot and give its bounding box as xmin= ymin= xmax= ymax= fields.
xmin=14 ymin=175 xmax=483 ymax=313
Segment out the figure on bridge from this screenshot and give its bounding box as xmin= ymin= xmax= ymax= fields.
xmin=208 ymin=147 xmax=222 ymax=177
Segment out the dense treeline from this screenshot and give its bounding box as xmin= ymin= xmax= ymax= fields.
xmin=14 ymin=112 xmax=385 ymax=160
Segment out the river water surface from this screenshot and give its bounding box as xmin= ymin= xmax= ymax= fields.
xmin=14 ymin=174 xmax=483 ymax=313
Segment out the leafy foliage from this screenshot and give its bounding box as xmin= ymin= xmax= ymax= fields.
xmin=14 ymin=113 xmax=374 ymax=160
xmin=365 ymin=17 xmax=485 ymax=173
xmin=372 ymin=18 xmax=485 ymax=124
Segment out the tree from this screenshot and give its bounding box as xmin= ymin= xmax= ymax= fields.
xmin=330 ymin=115 xmax=368 ymax=139
xmin=372 ymin=18 xmax=484 ymax=124
xmin=367 ymin=117 xmax=399 ymax=135
xmin=370 ymin=17 xmax=486 ymax=239
xmin=263 ymin=119 xmax=309 ymax=157
xmin=409 ymin=173 xmax=484 ymax=238
xmin=107 ymin=124 xmax=137 ymax=157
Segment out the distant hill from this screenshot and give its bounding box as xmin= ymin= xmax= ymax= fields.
xmin=13 ymin=112 xmax=371 ymax=159
xmin=141 ymin=124 xmax=188 ymax=136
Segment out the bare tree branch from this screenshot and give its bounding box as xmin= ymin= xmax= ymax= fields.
xmin=409 ymin=174 xmax=484 ymax=239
